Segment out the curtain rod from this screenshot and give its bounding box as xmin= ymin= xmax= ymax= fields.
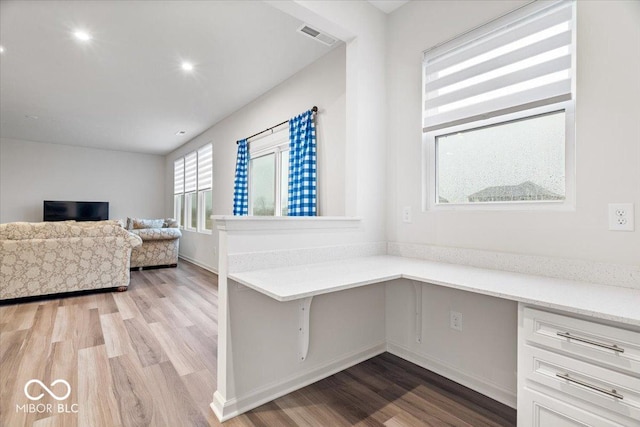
xmin=237 ymin=106 xmax=318 ymax=144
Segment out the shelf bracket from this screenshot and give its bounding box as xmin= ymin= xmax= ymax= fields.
xmin=413 ymin=282 xmax=422 ymax=344
xmin=298 ymin=296 xmax=313 ymax=361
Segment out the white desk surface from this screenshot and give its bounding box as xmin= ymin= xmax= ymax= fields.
xmin=229 ymin=255 xmax=640 ymax=327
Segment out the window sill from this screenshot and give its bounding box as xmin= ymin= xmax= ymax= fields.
xmin=212 ymin=216 xmax=362 ymax=232
xmin=181 ymin=228 xmax=213 ymax=235
xmin=426 ymin=199 xmax=576 ymax=212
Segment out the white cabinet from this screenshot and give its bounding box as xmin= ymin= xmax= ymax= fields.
xmin=518 ymin=305 xmax=640 ymax=427
xmin=520 ymin=388 xmax=628 ymax=427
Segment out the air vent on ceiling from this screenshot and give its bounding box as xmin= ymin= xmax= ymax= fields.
xmin=297 ymin=25 xmax=337 ymax=46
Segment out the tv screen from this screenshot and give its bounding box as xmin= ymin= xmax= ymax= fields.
xmin=43 ymin=201 xmax=109 ymax=222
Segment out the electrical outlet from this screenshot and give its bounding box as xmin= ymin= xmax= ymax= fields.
xmin=608 ymin=203 xmax=634 ymax=231
xmin=450 ymin=311 xmax=463 ymax=332
xmin=402 ymin=206 xmax=412 ymax=223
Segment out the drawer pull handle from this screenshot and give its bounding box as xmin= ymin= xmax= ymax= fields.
xmin=556 ymin=332 xmax=624 ymax=353
xmin=556 ymin=373 xmax=624 ymax=400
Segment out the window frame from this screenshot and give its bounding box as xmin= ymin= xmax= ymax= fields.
xmin=196 ymin=143 xmax=213 ymax=234
xmin=173 ymin=194 xmax=184 ymax=228
xmin=173 ymin=158 xmax=185 ymax=229
xmin=173 ymin=142 xmax=213 ymax=233
xmin=199 ymin=189 xmax=213 ymax=232
xmin=248 ymin=126 xmax=290 ymax=217
xmin=422 ymin=0 xmax=576 ymax=211
xmin=184 ymin=191 xmax=197 ymax=231
xmin=423 ymin=100 xmax=575 ymax=211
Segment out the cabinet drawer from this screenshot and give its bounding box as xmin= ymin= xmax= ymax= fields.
xmin=519 ymin=387 xmax=632 ymax=427
xmin=522 ymin=307 xmax=640 ymax=375
xmin=522 ymin=345 xmax=640 ymax=422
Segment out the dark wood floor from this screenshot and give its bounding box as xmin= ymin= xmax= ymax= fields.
xmin=0 ymin=261 xmax=515 ymax=427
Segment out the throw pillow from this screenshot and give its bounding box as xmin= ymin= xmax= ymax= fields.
xmin=131 ymin=218 xmax=164 ymax=229
xmin=162 ymin=218 xmax=179 ymax=228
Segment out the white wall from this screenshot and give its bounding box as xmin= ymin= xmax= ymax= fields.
xmin=212 ymin=2 xmax=391 ymax=419
xmin=386 ymin=279 xmax=518 ymax=406
xmin=166 ymin=45 xmax=347 ymax=270
xmin=0 ymin=138 xmax=165 ymax=223
xmin=383 ymin=0 xmax=640 ymax=406
xmin=386 ymin=0 xmax=640 ymax=266
xmin=291 ymin=0 xmax=388 ymax=235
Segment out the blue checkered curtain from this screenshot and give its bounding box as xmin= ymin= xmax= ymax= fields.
xmin=288 ymin=110 xmax=316 ymax=216
xmin=233 ymin=139 xmax=249 ymax=216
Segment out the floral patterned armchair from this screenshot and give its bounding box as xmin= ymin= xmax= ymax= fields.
xmin=127 ymin=218 xmax=182 ymax=269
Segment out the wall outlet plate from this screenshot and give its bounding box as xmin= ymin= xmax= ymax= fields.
xmin=402 ymin=206 xmax=412 ymax=223
xmin=450 ymin=311 xmax=463 ymax=332
xmin=608 ymin=203 xmax=634 ymax=231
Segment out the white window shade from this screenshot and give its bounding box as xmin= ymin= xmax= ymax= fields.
xmin=174 ymin=158 xmax=184 ymax=194
xmin=197 ymin=143 xmax=212 ymax=190
xmin=423 ymin=1 xmax=575 ymax=132
xmin=249 ymin=124 xmax=289 ymax=155
xmin=184 ymin=152 xmax=197 ymax=193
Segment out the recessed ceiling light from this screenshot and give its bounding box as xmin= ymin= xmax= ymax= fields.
xmin=73 ymin=30 xmax=92 ymax=42
xmin=0 ymin=46 xmax=4 ymax=53
xmin=175 ymin=130 xmax=186 ymax=136
xmin=181 ymin=62 xmax=194 ymax=72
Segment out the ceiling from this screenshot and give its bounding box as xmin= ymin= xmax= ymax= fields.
xmin=0 ymin=1 xmax=337 ymax=154
xmin=367 ymin=0 xmax=410 ymax=14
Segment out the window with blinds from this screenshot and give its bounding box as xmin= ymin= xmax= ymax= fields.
xmin=173 ymin=159 xmax=185 ymax=227
xmin=174 ymin=159 xmax=184 ymax=195
xmin=197 ymin=144 xmax=212 ymax=190
xmin=197 ymin=143 xmax=213 ymax=231
xmin=173 ymin=142 xmax=214 ymax=232
xmin=423 ymin=0 xmax=575 ymax=132
xmin=423 ymin=0 xmax=575 ymax=209
xmin=183 ymin=151 xmax=198 ymax=230
xmin=184 ymin=152 xmax=198 ymax=194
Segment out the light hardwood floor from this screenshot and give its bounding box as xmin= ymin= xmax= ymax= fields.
xmin=0 ymin=261 xmax=516 ymax=427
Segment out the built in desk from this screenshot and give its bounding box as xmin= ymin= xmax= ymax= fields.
xmin=213 ymin=255 xmax=640 ymax=425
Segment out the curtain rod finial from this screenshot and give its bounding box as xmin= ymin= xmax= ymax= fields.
xmin=312 ymin=106 xmax=318 ymax=113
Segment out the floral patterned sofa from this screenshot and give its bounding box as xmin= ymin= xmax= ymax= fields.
xmin=127 ymin=218 xmax=182 ymax=269
xmin=0 ymin=220 xmax=142 ymax=300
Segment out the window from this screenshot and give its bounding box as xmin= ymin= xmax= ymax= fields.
xmin=197 ymin=144 xmax=213 ymax=231
xmin=174 ymin=194 xmax=185 ymax=227
xmin=173 ymin=143 xmax=213 ymax=232
xmin=279 ymin=150 xmax=289 ymax=216
xmin=201 ymin=190 xmax=213 ymax=230
xmin=173 ymin=159 xmax=185 ymax=227
xmin=423 ymin=0 xmax=575 ymax=209
xmin=250 ymin=153 xmax=276 ymax=216
xmin=248 ymin=127 xmax=289 ymax=216
xmin=184 ymin=192 xmax=196 ymax=229
xmin=184 ymin=151 xmax=197 ymax=230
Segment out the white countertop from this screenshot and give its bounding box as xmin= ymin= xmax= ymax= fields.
xmin=229 ymin=255 xmax=640 ymax=327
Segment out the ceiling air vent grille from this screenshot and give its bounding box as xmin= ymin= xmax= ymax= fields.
xmin=297 ymin=25 xmax=337 ymax=46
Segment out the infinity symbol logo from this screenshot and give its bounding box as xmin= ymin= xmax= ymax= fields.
xmin=24 ymin=379 xmax=71 ymax=401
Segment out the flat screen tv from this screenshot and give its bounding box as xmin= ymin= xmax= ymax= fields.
xmin=43 ymin=201 xmax=109 ymax=222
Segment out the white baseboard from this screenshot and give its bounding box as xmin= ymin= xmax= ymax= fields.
xmin=210 ymin=391 xmax=226 ymax=422
xmin=178 ymin=255 xmax=218 ymax=274
xmin=386 ymin=342 xmax=517 ymax=409
xmin=211 ymin=341 xmax=387 ymax=422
